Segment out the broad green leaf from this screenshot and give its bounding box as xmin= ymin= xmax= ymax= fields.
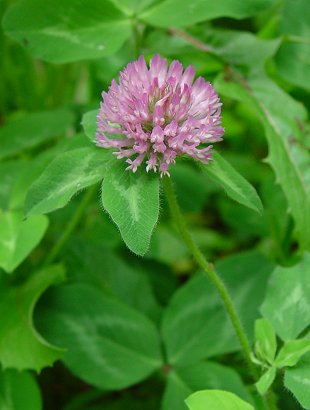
xmin=261 ymin=253 xmax=310 ymax=341
xmin=185 ymin=390 xmax=254 ymax=410
xmin=141 ymin=0 xmax=276 ymax=27
xmin=35 ymin=284 xmax=163 ymax=389
xmin=101 ymin=161 xmax=159 ymax=255
xmin=0 ymin=370 xmax=42 ymax=410
xmin=2 ymin=0 xmax=131 ymax=63
xmin=202 ymin=152 xmax=263 ymax=213
xmin=215 ymin=74 xmax=310 ymax=250
xmin=0 ymin=211 xmax=48 ymax=273
xmin=255 ymin=367 xmax=276 ymax=395
xmin=255 ymin=318 xmax=277 ymax=364
xmin=25 ymin=146 xmax=110 ymax=216
xmin=275 ymin=0 xmax=310 ymax=91
xmin=0 ymin=265 xmax=65 ymax=371
xmin=81 ymin=110 xmax=98 ymax=142
xmin=64 ymin=239 xmax=162 ymax=322
xmin=0 ymin=109 xmax=74 ymax=160
xmin=162 ymin=251 xmax=274 ymax=365
xmin=275 ymin=339 xmax=310 ymax=368
xmin=284 ymin=352 xmax=310 ymax=410
xmin=162 ymin=362 xmax=253 ymax=410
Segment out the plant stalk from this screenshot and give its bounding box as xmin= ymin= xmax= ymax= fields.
xmin=163 ymin=176 xmax=257 ymax=377
xmin=43 ymin=184 xmax=97 ymax=266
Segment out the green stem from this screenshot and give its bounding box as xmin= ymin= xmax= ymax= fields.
xmin=163 ymin=177 xmax=279 ymax=410
xmin=43 ymin=185 xmax=97 ymax=266
xmin=163 ymin=176 xmax=257 ymax=378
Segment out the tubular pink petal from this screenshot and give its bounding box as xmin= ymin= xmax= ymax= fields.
xmin=96 ymin=55 xmax=224 ymax=175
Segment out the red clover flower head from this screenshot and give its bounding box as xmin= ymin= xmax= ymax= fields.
xmin=96 ymin=55 xmax=224 ymax=176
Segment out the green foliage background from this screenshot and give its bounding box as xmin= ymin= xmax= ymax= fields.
xmin=0 ymin=0 xmax=310 ymax=409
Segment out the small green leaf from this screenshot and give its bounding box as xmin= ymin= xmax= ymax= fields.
xmin=25 ymin=146 xmax=110 ymax=216
xmin=0 ymin=211 xmax=48 ymax=273
xmin=3 ymin=0 xmax=131 ymax=63
xmin=0 ymin=265 xmax=65 ymax=371
xmin=81 ymin=110 xmax=98 ymax=142
xmin=185 ymin=390 xmax=254 ymax=410
xmin=256 ymin=367 xmax=276 ymax=395
xmin=35 ymin=284 xmax=163 ymax=389
xmin=255 ymin=318 xmax=277 ymax=364
xmin=201 ymin=152 xmax=263 ymax=213
xmin=275 ymin=339 xmax=310 ymax=368
xmin=0 ymin=109 xmax=74 ymax=160
xmin=261 ymin=253 xmax=310 ymax=341
xmin=284 ymin=352 xmax=310 ymax=410
xmin=0 ymin=369 xmax=42 ymax=410
xmin=162 ymin=362 xmax=253 ymax=410
xmin=101 ymin=161 xmax=160 ymax=255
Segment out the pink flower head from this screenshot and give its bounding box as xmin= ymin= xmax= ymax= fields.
xmin=96 ymin=55 xmax=224 ymax=176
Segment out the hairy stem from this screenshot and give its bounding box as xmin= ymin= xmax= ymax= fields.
xmin=163 ymin=176 xmax=279 ymax=410
xmin=43 ymin=184 xmax=97 ymax=266
xmin=163 ymin=176 xmax=257 ymax=376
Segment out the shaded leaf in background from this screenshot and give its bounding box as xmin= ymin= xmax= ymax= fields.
xmin=0 ymin=369 xmax=42 ymax=410
xmin=170 ymin=162 xmax=215 ymax=213
xmin=185 ymin=390 xmax=254 ymax=410
xmin=101 ymin=160 xmax=159 ymax=255
xmin=261 ymin=252 xmax=310 ymax=341
xmin=35 ymin=284 xmax=163 ymax=389
xmin=64 ymin=239 xmax=162 ymax=323
xmin=162 ymin=251 xmax=273 ymax=365
xmin=2 ymin=0 xmax=131 ymax=63
xmin=285 ymin=352 xmax=310 ymax=410
xmin=215 ymin=74 xmax=310 ymax=250
xmin=0 ymin=265 xmax=65 ymax=370
xmin=25 ymin=146 xmax=110 ymax=216
xmin=275 ymin=0 xmax=310 ymax=91
xmin=162 ymin=361 xmax=253 ymax=410
xmin=0 ymin=211 xmax=48 ymax=273
xmin=0 ymin=109 xmax=74 ymax=160
xmin=82 ymin=110 xmax=98 ymax=142
xmin=202 ymin=29 xmax=280 ymax=72
xmin=202 ymin=151 xmax=263 ymax=213
xmin=141 ymin=0 xmax=277 ymax=28
xmin=0 ymin=160 xmax=26 ymax=210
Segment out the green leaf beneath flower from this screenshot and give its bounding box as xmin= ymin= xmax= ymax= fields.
xmin=202 ymin=151 xmax=263 ymax=213
xmin=101 ymin=160 xmax=160 ymax=255
xmin=25 ymin=146 xmax=110 ymax=216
